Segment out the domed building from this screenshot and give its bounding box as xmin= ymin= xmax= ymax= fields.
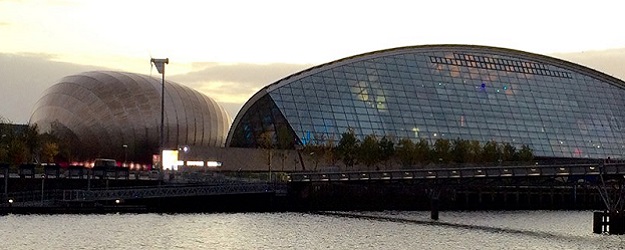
xmin=30 ymin=71 xmax=231 ymax=162
xmin=227 ymin=45 xmax=625 ymax=160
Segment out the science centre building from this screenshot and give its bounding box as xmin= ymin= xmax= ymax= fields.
xmin=30 ymin=71 xmax=231 ymax=162
xmin=227 ymin=44 xmax=625 ymax=160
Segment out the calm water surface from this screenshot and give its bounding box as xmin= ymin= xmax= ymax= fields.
xmin=0 ymin=211 xmax=622 ymax=249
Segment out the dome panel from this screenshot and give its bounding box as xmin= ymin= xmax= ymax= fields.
xmin=30 ymin=71 xmax=231 ymax=161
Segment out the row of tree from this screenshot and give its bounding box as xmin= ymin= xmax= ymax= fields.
xmin=0 ymin=119 xmax=60 ymax=166
xmin=298 ymin=129 xmax=534 ymax=170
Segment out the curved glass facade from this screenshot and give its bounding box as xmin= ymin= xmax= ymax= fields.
xmin=228 ymin=45 xmax=625 ymax=159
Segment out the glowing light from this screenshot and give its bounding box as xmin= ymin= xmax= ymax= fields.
xmin=412 ymin=127 xmax=420 ymax=137
xmin=574 ymin=148 xmax=582 ymax=156
xmin=206 ymin=161 xmax=223 ymax=167
xmin=162 ymin=150 xmax=179 ymax=171
xmin=187 ymin=161 xmax=205 ymax=167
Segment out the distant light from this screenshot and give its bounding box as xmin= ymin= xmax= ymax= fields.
xmin=8 ymin=199 xmax=13 ymax=204
xmin=503 ymin=85 xmax=508 ymax=90
xmin=115 ymin=199 xmax=121 ymax=204
xmin=162 ymin=150 xmax=179 ymax=171
xmin=186 ymin=161 xmax=204 ymax=167
xmin=206 ymin=161 xmax=222 ymax=167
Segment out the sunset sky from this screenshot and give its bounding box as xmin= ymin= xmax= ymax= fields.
xmin=2 ymin=0 xmax=625 ymax=123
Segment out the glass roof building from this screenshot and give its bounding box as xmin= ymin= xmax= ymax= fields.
xmin=227 ymin=45 xmax=625 ymax=159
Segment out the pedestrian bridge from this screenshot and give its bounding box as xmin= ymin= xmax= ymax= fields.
xmin=287 ymin=163 xmax=625 ymax=182
xmin=62 ymin=182 xmax=286 ymax=202
xmin=2 ymin=182 xmax=287 ymax=207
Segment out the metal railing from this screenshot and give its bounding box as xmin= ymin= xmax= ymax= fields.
xmin=287 ymin=163 xmax=625 ymax=182
xmin=60 ymin=182 xmax=286 ymax=202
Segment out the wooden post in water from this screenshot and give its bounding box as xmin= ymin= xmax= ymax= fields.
xmin=593 ymin=211 xmax=625 ymax=234
xmin=593 ymin=211 xmax=605 ymax=234
xmin=609 ymin=212 xmax=625 ymax=235
xmin=430 ymin=188 xmax=440 ymax=220
xmin=593 ymin=162 xmax=625 ymax=234
xmin=430 ymin=197 xmax=439 ymax=220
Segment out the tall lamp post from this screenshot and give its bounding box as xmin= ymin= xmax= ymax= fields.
xmin=123 ymin=144 xmax=128 ymax=167
xmin=151 ymin=58 xmax=169 ymax=171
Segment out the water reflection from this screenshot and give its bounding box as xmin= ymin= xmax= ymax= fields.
xmin=0 ymin=211 xmax=620 ymax=250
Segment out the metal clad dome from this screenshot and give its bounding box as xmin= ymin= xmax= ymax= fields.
xmin=30 ymin=71 xmax=230 ymax=160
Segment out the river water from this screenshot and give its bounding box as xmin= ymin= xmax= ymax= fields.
xmin=0 ymin=211 xmax=622 ymax=249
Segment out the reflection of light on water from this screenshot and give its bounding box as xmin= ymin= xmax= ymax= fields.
xmin=327 ymin=210 xmax=620 ymax=249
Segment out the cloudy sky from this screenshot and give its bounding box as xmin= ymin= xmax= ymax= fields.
xmin=2 ymin=0 xmax=625 ymax=123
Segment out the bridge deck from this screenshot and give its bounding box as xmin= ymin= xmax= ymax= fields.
xmin=2 ymin=182 xmax=286 ymax=207
xmin=287 ymin=163 xmax=625 ymax=182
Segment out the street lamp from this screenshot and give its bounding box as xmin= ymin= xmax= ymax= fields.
xmin=123 ymin=144 xmax=128 ymax=166
xmin=151 ymin=58 xmax=169 ymax=171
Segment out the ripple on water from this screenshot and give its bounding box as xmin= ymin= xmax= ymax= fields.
xmin=0 ymin=211 xmax=621 ymax=250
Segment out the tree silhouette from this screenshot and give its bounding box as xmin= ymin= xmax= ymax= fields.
xmin=358 ymin=134 xmax=381 ymax=170
xmin=378 ymin=135 xmax=395 ymax=170
xmin=257 ymin=131 xmax=274 ymax=172
xmin=395 ymin=138 xmax=415 ymax=168
xmin=337 ymin=128 xmax=359 ymax=169
xmin=518 ymin=144 xmax=534 ymax=163
xmin=276 ymin=126 xmax=294 ymax=171
xmin=467 ymin=140 xmax=482 ymax=163
xmin=40 ymin=132 xmax=59 ymax=163
xmin=502 ymin=142 xmax=517 ymax=162
xmin=481 ymin=141 xmax=502 ymax=163
xmin=451 ymin=138 xmax=469 ymax=164
xmin=433 ymin=138 xmax=452 ymax=164
xmin=415 ymin=138 xmax=430 ymax=164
